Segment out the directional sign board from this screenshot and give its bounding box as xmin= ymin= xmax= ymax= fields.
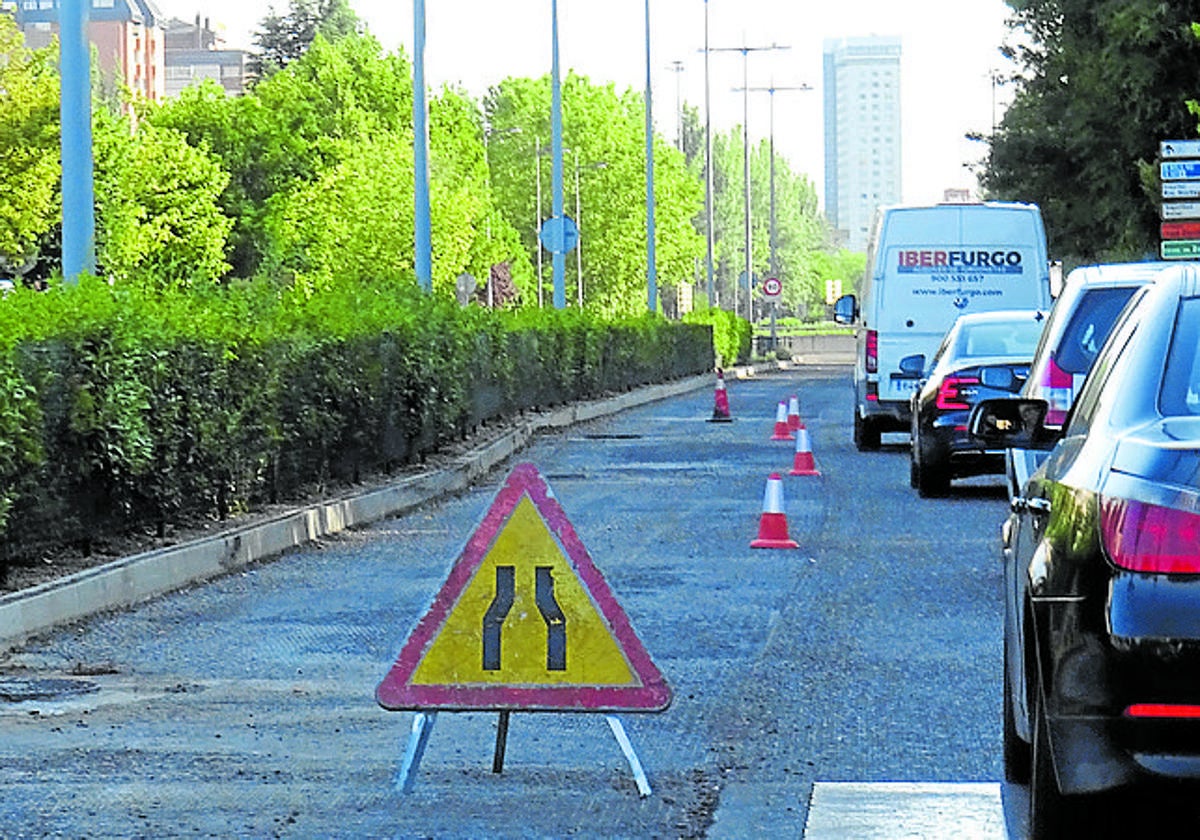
xmin=1164 ymin=181 xmax=1200 ymax=200
xmin=1162 ymin=140 xmax=1200 ymax=159
xmin=1162 ymin=240 xmax=1200 ymax=260
xmin=1161 ymin=161 xmax=1200 ymax=181
xmin=376 ymin=463 xmax=671 ymax=712
xmin=1162 ymin=201 xmax=1200 ymax=220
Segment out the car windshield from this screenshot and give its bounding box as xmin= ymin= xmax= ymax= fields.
xmin=1161 ymin=296 xmax=1200 ymax=416
xmin=954 ymin=317 xmax=1044 ymax=359
xmin=1053 ymin=286 xmax=1139 ymax=375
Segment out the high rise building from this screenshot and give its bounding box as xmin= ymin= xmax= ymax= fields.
xmin=823 ymin=36 xmax=902 ymax=252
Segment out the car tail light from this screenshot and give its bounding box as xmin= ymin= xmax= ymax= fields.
xmin=1042 ymin=355 xmax=1074 ymax=426
xmin=866 ymin=330 xmax=878 ymax=374
xmin=935 ymin=376 xmax=979 ymax=411
xmin=1125 ymin=704 xmax=1200 ymax=719
xmin=1100 ymin=497 xmax=1200 ymax=574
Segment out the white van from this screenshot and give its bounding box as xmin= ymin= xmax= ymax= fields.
xmin=833 ymin=202 xmax=1053 ymax=450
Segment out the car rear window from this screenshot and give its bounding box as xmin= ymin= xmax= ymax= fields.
xmin=1053 ymin=287 xmax=1138 ymax=374
xmin=1161 ymin=296 xmax=1200 ymax=416
xmin=956 ymin=318 xmax=1045 ymax=358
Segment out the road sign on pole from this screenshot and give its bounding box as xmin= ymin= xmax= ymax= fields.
xmin=538 ymin=215 xmax=579 ymax=254
xmin=761 ymin=276 xmax=782 ymax=301
xmin=1161 ymin=161 xmax=1200 ymax=181
xmin=1162 ymin=140 xmax=1200 ymax=159
xmin=1164 ymin=181 xmax=1200 ymax=200
xmin=1162 ymin=201 xmax=1200 ymax=220
xmin=1161 ymin=240 xmax=1200 ymax=260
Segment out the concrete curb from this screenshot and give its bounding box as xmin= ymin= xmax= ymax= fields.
xmin=0 ymin=372 xmax=724 ymax=650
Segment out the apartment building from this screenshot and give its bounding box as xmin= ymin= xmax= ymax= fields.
xmin=822 ymin=36 xmax=902 ymax=252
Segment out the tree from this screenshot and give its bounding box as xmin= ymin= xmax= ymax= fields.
xmin=0 ymin=16 xmax=60 ymax=280
xmin=250 ymin=0 xmax=360 ymax=80
xmin=93 ymin=113 xmax=233 ymax=290
xmin=982 ymin=0 xmax=1200 ymax=262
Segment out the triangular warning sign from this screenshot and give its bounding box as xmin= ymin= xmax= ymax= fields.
xmin=376 ymin=463 xmax=671 ymax=712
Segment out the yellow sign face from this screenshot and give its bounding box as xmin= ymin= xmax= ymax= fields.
xmin=412 ymin=496 xmax=635 ymax=686
xmin=376 ymin=462 xmax=671 ymax=712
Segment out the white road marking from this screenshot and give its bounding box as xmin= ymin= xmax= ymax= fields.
xmin=804 ymin=782 xmax=1005 ymax=839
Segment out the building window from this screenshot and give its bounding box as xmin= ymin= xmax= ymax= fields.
xmin=37 ymin=0 xmax=52 ymax=9
xmin=92 ymin=0 xmax=113 ymax=6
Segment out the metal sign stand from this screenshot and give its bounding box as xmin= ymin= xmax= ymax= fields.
xmin=394 ymin=711 xmax=652 ymax=798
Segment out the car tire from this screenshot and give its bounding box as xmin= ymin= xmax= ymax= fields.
xmin=854 ymin=411 xmax=881 ymax=451
xmin=1029 ymin=683 xmax=1076 ymax=839
xmin=914 ymin=429 xmax=950 ymax=497
xmin=1003 ymin=632 xmax=1031 ymax=784
xmin=909 ymin=446 xmax=919 ymax=488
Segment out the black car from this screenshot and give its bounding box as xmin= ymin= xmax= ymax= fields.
xmin=972 ymin=263 xmax=1200 ymax=837
xmin=907 ymin=309 xmax=1046 ymax=497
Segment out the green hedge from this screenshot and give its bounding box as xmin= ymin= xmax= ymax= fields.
xmin=681 ymin=308 xmax=751 ymax=368
xmin=0 ymin=279 xmax=713 ymax=571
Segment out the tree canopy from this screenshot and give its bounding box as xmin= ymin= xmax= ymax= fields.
xmin=982 ymin=0 xmax=1200 ymax=262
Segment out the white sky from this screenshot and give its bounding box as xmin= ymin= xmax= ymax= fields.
xmin=158 ymin=0 xmax=1018 ymax=207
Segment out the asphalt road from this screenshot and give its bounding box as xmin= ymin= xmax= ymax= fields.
xmin=0 ymin=367 xmax=1019 ymax=838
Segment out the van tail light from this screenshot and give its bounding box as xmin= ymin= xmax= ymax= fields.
xmin=1043 ymin=355 xmax=1074 ymax=426
xmin=1101 ymin=497 xmax=1200 ymax=574
xmin=935 ymin=375 xmax=979 ymax=411
xmin=866 ymin=330 xmax=878 ymax=374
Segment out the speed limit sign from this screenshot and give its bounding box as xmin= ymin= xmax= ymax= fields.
xmin=762 ymin=276 xmax=782 ymax=301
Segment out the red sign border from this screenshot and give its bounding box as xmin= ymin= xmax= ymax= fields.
xmin=376 ymin=462 xmax=672 ymax=712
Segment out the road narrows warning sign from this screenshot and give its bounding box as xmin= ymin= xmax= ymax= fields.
xmin=376 ymin=463 xmax=671 ymax=712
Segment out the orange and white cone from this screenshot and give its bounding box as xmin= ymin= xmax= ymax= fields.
xmin=770 ymin=400 xmax=794 ymax=441
xmin=751 ymin=473 xmax=799 ymax=549
xmin=789 ymin=427 xmax=821 ymax=477
xmin=786 ymin=395 xmax=803 ymax=432
xmin=708 ymin=368 xmax=733 ymax=423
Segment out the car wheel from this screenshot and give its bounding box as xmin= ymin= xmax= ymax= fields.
xmin=909 ymin=446 xmax=919 ymax=488
xmin=914 ymin=429 xmax=950 ymax=497
xmin=1029 ymin=683 xmax=1077 ymax=839
xmin=854 ymin=411 xmax=881 ymax=451
xmin=1003 ymin=632 xmax=1031 ymax=784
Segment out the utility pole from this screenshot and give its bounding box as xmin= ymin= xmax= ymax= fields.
xmin=667 ymin=59 xmax=686 ymax=151
xmin=733 ymin=82 xmax=811 ymax=350
xmin=707 ymin=42 xmax=789 ymax=323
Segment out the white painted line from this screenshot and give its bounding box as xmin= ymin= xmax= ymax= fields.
xmin=804 ymin=782 xmax=1004 ymax=839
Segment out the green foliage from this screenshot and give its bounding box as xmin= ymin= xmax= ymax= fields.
xmin=0 ymin=278 xmax=711 ymax=559
xmin=0 ymin=16 xmax=60 ymax=275
xmin=250 ymin=0 xmax=360 ymax=79
xmin=93 ymin=112 xmax=233 ymax=289
xmin=984 ymin=0 xmax=1200 ymax=262
xmin=682 ymin=307 xmax=750 ymax=367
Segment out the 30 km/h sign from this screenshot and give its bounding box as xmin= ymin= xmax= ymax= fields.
xmin=761 ymin=276 xmax=783 ymax=301
xmin=376 ymin=462 xmax=670 ymax=712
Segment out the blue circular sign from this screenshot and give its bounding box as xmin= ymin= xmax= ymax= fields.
xmin=539 ymin=216 xmax=580 ymax=254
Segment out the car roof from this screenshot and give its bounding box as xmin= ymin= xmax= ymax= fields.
xmin=951 ymin=309 xmax=1046 ymax=326
xmin=1063 ymin=261 xmax=1180 ymax=290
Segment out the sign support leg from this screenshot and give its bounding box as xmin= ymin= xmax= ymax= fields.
xmin=493 ymin=711 xmax=511 ymax=773
xmin=395 ymin=711 xmax=437 ymax=793
xmin=605 ymin=715 xmax=652 ymax=798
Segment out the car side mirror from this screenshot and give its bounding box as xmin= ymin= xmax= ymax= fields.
xmin=980 ymin=366 xmax=1017 ymax=392
xmin=833 ymin=294 xmax=857 ymax=325
xmin=968 ymin=398 xmax=1059 ymax=451
xmin=898 ymin=354 xmax=925 ymax=377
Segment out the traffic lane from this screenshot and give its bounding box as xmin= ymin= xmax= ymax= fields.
xmin=706 ymin=374 xmax=1012 ymax=836
xmin=0 ymin=371 xmax=825 ymax=837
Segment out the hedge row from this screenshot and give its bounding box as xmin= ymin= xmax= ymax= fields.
xmin=0 ymin=280 xmax=713 ymax=573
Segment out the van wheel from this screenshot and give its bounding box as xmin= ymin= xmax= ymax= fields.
xmin=854 ymin=412 xmax=880 ymax=451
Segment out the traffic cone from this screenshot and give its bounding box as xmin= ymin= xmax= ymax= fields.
xmin=789 ymin=427 xmax=821 ymax=477
xmin=708 ymin=368 xmax=733 ymax=423
xmin=770 ymin=401 xmax=794 ymax=441
xmin=787 ymin=395 xmax=803 ymax=431
xmin=751 ymin=473 xmax=799 ymax=549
